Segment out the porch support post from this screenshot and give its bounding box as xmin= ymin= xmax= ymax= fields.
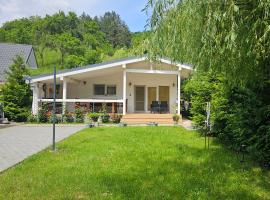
xmin=177 ymin=69 xmax=181 ymax=115
xmin=122 ymin=64 xmax=127 ymax=115
xmin=31 ymin=83 xmax=39 ymax=115
xmin=62 ymin=78 xmax=67 ymax=114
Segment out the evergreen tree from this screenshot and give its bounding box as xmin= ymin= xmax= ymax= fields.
xmin=96 ymin=11 xmax=132 ymax=48
xmin=1 ymin=56 xmax=32 ymax=122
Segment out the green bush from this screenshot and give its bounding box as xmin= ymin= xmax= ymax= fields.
xmin=172 ymin=114 xmax=180 ymax=123
xmin=88 ymin=112 xmax=100 ymax=122
xmin=27 ymin=114 xmax=37 ymax=123
xmin=37 ymin=106 xmax=48 ymax=123
xmin=62 ymin=110 xmax=74 ymax=123
xmin=4 ymin=106 xmax=30 ymax=122
xmin=101 ymin=113 xmax=110 ymax=123
xmin=49 ymin=114 xmax=61 ymax=123
xmin=111 ymin=114 xmax=122 ymax=124
xmin=75 ymin=107 xmax=84 ymax=123
xmin=184 ymin=72 xmax=270 ymax=166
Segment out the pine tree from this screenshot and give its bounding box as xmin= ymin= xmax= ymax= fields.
xmin=1 ymin=56 xmax=32 ymax=121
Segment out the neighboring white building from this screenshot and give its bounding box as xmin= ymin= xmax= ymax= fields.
xmin=28 ymin=56 xmax=192 ymax=115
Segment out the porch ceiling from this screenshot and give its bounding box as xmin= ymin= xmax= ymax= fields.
xmin=39 ymin=67 xmax=191 ymax=84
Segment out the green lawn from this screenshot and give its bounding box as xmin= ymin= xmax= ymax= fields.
xmin=0 ymin=127 xmax=269 ymax=199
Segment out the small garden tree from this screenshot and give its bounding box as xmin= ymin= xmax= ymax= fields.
xmin=1 ymin=56 xmax=32 ymax=121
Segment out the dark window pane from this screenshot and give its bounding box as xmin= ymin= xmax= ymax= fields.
xmin=107 ymin=85 xmax=116 ymax=95
xmin=94 ymin=84 xmax=105 ymax=95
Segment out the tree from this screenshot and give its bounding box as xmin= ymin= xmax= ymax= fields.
xmin=53 ymin=33 xmax=82 ymax=67
xmin=146 ymin=0 xmax=270 ymax=166
xmin=1 ymin=56 xmax=32 ymax=122
xmin=0 ymin=10 xmax=134 ymax=72
xmin=96 ymin=11 xmax=132 ymax=48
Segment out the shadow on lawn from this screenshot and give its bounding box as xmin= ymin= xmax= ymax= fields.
xmin=96 ymin=142 xmax=269 ymax=199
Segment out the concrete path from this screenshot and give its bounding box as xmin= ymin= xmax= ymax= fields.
xmin=0 ymin=125 xmax=85 ymax=172
xmin=182 ymin=119 xmax=196 ymax=130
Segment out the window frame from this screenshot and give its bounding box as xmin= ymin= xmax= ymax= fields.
xmin=106 ymin=85 xmax=117 ymax=96
xmin=93 ymin=84 xmax=106 ymax=96
xmin=93 ymin=84 xmax=117 ymax=96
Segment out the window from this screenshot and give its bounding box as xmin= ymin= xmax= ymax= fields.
xmin=94 ymin=84 xmax=105 ymax=95
xmin=107 ymin=85 xmax=116 ymax=95
xmin=94 ymin=84 xmax=117 ymax=96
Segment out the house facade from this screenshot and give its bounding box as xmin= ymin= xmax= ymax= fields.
xmin=28 ymin=56 xmax=192 ymax=115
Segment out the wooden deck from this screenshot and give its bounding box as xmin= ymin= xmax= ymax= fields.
xmin=121 ymin=114 xmax=175 ymax=125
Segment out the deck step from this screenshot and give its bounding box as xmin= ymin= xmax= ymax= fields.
xmin=121 ymin=114 xmax=175 ymax=125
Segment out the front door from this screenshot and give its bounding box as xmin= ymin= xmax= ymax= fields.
xmin=135 ymin=86 xmax=145 ymax=111
xmin=148 ymin=87 xmax=157 ymax=110
xmin=159 ymin=86 xmax=169 ymax=105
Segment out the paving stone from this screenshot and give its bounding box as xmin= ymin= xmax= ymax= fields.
xmin=0 ymin=125 xmax=84 ymax=172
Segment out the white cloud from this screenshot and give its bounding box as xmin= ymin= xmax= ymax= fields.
xmin=0 ymin=0 xmax=70 ymax=23
xmin=0 ymin=0 xmax=148 ymax=31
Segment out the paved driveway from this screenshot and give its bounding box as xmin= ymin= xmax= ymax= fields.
xmin=0 ymin=125 xmax=84 ymax=172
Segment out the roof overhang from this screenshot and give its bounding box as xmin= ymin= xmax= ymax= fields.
xmin=29 ymin=56 xmax=193 ymax=83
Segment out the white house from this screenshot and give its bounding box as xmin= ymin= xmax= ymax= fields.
xmin=28 ymin=56 xmax=192 ymax=116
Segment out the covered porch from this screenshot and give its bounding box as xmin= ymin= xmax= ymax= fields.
xmin=30 ymin=57 xmax=192 ymax=115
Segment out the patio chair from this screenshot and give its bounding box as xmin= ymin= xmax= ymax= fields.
xmin=159 ymin=101 xmax=168 ymax=113
xmin=151 ymin=101 xmax=160 ymax=113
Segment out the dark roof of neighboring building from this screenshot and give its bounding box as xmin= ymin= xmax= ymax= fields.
xmin=0 ymin=43 xmax=36 ymax=82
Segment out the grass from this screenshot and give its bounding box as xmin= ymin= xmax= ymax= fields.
xmin=0 ymin=127 xmax=269 ymax=199
xmin=30 ymin=48 xmax=62 ymax=76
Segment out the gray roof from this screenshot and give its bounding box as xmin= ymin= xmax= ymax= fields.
xmin=29 ymin=56 xmax=193 ymax=82
xmin=0 ymin=43 xmax=36 ymax=82
xmin=30 ymin=56 xmax=142 ymax=80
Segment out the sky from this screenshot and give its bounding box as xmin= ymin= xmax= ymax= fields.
xmin=0 ymin=0 xmax=149 ymax=32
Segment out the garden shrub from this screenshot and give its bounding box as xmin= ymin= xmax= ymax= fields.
xmin=184 ymin=72 xmax=270 ymax=166
xmin=111 ymin=114 xmax=122 ymax=123
xmin=27 ymin=114 xmax=37 ymax=123
xmin=172 ymin=114 xmax=180 ymax=123
xmin=75 ymin=107 xmax=84 ymax=123
xmin=62 ymin=110 xmax=74 ymax=123
xmin=37 ymin=106 xmax=48 ymax=123
xmin=3 ymin=106 xmax=30 ymax=122
xmin=88 ymin=112 xmax=100 ymax=122
xmin=101 ymin=113 xmax=110 ymax=123
xmin=49 ymin=114 xmax=61 ymax=123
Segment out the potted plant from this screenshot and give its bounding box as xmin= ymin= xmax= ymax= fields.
xmin=88 ymin=112 xmax=100 ymax=122
xmin=111 ymin=113 xmax=123 ymax=124
xmin=173 ymin=114 xmax=180 ymax=125
xmin=101 ymin=113 xmax=110 ymax=123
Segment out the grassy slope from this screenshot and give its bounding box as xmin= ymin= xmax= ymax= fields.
xmin=0 ymin=127 xmax=269 ymax=199
xmin=30 ymin=48 xmax=62 ymax=76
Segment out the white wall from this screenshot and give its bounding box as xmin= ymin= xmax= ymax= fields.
xmin=38 ymin=72 xmax=178 ymax=114
xmin=126 ymin=73 xmax=177 ymax=113
xmin=67 ymin=72 xmax=123 ymax=100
